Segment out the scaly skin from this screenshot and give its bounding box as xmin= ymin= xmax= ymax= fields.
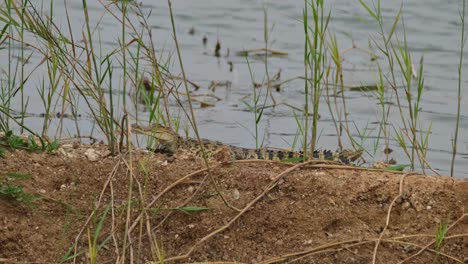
xmin=131 ymin=123 xmax=362 ymax=164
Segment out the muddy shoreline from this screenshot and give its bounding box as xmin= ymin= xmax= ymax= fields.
xmin=1 ymin=143 xmax=467 ymax=263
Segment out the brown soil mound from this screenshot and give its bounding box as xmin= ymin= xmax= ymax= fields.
xmin=0 ymin=144 xmax=467 ymax=263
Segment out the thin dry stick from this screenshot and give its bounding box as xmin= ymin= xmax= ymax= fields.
xmin=120 ymin=115 xmax=134 ymax=263
xmin=380 ymin=239 xmax=463 ymax=263
xmin=127 ymin=165 xmax=218 ymax=234
xmin=123 ymin=160 xmax=246 ymax=257
xmin=147 ymin=213 xmax=166 ymax=262
xmin=398 ymin=213 xmax=468 ymax=264
xmin=445 ymin=233 xmax=468 ymax=239
xmin=123 ymin=168 xmax=211 ymax=254
xmin=164 ymin=160 xmax=315 ymax=262
xmin=283 ymin=236 xmax=464 ymax=264
xmin=108 ymin=172 xmax=121 ymax=259
xmin=372 ymin=172 xmax=416 ymax=264
xmin=260 ymin=238 xmax=364 ymax=264
xmin=153 ymin=173 xmax=210 ymax=230
xmin=72 ymin=161 xmax=121 ymax=264
xmin=119 ymin=156 xmax=161 ymax=260
xmin=119 ymin=156 xmax=146 ymax=200
xmin=236 ymin=158 xmax=427 ymax=176
xmin=167 ymin=0 xmax=240 ymax=214
xmin=123 ymin=158 xmax=148 ymax=262
xmin=263 ymin=231 xmax=463 ymax=264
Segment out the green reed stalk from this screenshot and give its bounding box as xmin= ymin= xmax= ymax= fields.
xmin=87 ymin=204 xmax=111 ymax=264
xmin=167 ymin=0 xmax=202 ymax=148
xmin=129 ymin=36 xmax=142 ymax=122
xmin=451 ymin=0 xmax=466 ymax=177
xmin=328 ymin=34 xmax=357 ymax=151
xmin=303 ymin=1 xmax=310 ymax=158
xmin=0 ymin=0 xmax=30 ymax=133
xmin=40 ymin=1 xmax=61 ymax=136
xmin=120 ymin=0 xmax=128 ymax=109
xmin=166 ymin=0 xmax=209 ymax=160
xmin=304 ymin=0 xmax=329 ymax=158
xmin=391 ymin=21 xmax=429 ymax=171
xmin=242 ymin=6 xmax=273 ymax=148
xmin=393 ymin=24 xmax=415 ymax=169
xmin=82 ymin=0 xmax=117 ymax=153
xmin=261 ymin=6 xmax=269 ymax=148
xmin=167 ymin=0 xmax=237 ymax=214
xmin=358 ymin=0 xmax=433 ymax=171
xmin=326 ymin=33 xmax=343 ymax=150
xmin=1 ymin=0 xmax=14 ymax=132
xmin=129 ymin=2 xmax=172 ymax=126
xmin=263 ymin=6 xmax=276 ymax=106
xmin=244 ymin=55 xmax=263 ymax=148
xmin=19 ymin=0 xmax=28 ymax=131
xmin=375 ymin=66 xmax=392 ymax=160
xmin=39 ymin=57 xmax=60 ymax=136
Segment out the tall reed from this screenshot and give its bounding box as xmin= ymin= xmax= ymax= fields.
xmin=357 ymin=0 xmax=431 ymax=171
xmin=303 ymin=0 xmax=330 ymax=158
xmin=450 ymin=0 xmax=466 ymax=176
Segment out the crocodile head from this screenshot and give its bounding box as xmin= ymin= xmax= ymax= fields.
xmin=131 ymin=123 xmax=181 ymax=154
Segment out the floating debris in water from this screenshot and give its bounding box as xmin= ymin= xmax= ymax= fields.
xmin=188 ymin=27 xmax=195 ymax=35
xmin=214 ymin=39 xmax=221 ymax=57
xmin=349 ymin=85 xmax=380 ymax=92
xmin=253 ymin=69 xmax=282 ymax=91
xmin=236 ymin=48 xmax=288 ymax=57
xmin=208 ymin=80 xmax=232 ymax=92
xmin=199 ymin=101 xmax=215 ymax=108
xmin=202 ymin=35 xmax=207 ymax=46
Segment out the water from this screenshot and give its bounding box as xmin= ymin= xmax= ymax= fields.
xmin=1 ymin=0 xmax=467 ymax=177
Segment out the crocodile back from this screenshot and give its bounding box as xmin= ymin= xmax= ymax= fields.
xmin=131 ymin=123 xmax=362 ymax=164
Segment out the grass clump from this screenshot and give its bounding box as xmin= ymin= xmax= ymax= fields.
xmin=433 ymin=215 xmax=450 ymax=263
xmin=0 ymin=172 xmax=39 ymax=207
xmin=87 ymin=204 xmax=112 ymax=264
xmin=0 ymin=130 xmax=59 ymax=153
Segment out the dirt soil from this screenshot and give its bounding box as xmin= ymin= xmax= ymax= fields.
xmin=0 ymin=143 xmax=467 ymax=264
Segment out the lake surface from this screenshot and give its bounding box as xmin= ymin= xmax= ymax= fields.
xmin=1 ymin=0 xmax=467 ymax=177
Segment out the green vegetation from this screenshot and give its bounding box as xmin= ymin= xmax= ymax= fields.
xmin=0 ymin=130 xmax=59 ymax=153
xmin=451 ymin=0 xmax=466 ymax=176
xmin=0 ymin=0 xmax=466 ymax=174
xmin=87 ymin=204 xmax=112 ymax=264
xmin=0 ymin=171 xmax=39 ymax=207
xmin=0 ymin=0 xmax=466 ymax=261
xmin=434 ymin=215 xmax=450 ymax=263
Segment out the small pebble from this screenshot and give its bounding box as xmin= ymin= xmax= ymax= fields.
xmin=61 ymin=144 xmax=73 ymax=149
xmin=84 ymin=149 xmax=99 ymax=161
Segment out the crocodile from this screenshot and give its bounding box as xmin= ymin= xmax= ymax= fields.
xmin=131 ymin=123 xmax=362 ymax=164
